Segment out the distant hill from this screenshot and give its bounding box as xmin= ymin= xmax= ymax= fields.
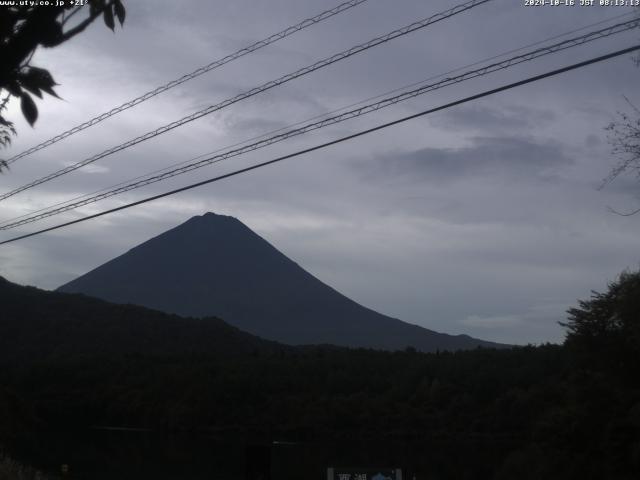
xmin=58 ymin=212 xmax=506 ymax=352
xmin=0 ymin=276 xmax=282 ymax=364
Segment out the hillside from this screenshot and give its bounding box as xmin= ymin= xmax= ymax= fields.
xmin=0 ymin=276 xmax=282 ymax=364
xmin=58 ymin=212 xmax=505 ymax=352
xmin=0 ymin=271 xmax=638 ymax=478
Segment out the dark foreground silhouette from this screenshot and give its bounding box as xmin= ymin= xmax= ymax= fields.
xmin=1 ymin=271 xmax=639 ymax=479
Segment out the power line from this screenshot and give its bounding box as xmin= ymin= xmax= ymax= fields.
xmin=2 ymin=13 xmax=636 ymax=230
xmin=1 ymin=44 xmax=637 ymax=247
xmin=19 ymin=0 xmax=599 ymax=228
xmin=3 ymin=0 xmax=370 ymax=166
xmin=2 ymin=18 xmax=637 ymax=230
xmin=3 ymin=17 xmax=636 ymax=229
xmin=9 ymin=7 xmax=632 ymax=228
xmin=0 ymin=0 xmax=493 ymax=202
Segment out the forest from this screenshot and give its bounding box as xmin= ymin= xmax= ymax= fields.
xmin=0 ymin=271 xmax=638 ymax=479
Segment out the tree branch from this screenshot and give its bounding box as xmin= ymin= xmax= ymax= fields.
xmin=57 ymin=2 xmax=113 ymax=45
xmin=61 ymin=5 xmax=84 ymax=26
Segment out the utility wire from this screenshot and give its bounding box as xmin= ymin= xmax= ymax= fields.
xmin=2 ymin=17 xmax=635 ymax=229
xmin=0 ymin=0 xmax=492 ymax=202
xmin=3 ymin=8 xmax=635 ymax=229
xmin=6 ymin=8 xmax=633 ymax=228
xmin=1 ymin=45 xmax=637 ymax=247
xmin=1 ymin=18 xmax=637 ymax=230
xmin=3 ymin=0 xmax=370 ymax=166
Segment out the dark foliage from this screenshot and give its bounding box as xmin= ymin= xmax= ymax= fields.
xmin=1 ymin=273 xmax=639 ymax=478
xmin=562 ymin=269 xmax=640 ymax=380
xmin=0 ymin=0 xmax=125 ymax=162
xmin=0 ymin=276 xmax=284 ymax=363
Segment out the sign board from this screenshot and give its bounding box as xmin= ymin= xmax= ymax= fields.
xmin=327 ymin=468 xmax=402 ymax=480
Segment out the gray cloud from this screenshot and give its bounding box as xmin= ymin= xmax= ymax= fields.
xmin=430 ymin=104 xmax=556 ymax=131
xmin=357 ymin=136 xmax=573 ymax=184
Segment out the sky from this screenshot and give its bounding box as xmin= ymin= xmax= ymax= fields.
xmin=1 ymin=0 xmax=639 ymax=345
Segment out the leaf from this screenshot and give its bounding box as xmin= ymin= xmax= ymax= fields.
xmin=6 ymin=81 xmax=22 ymax=97
xmin=39 ymin=21 xmax=63 ymax=47
xmin=20 ymin=84 xmax=42 ymax=98
xmin=20 ymin=92 xmax=38 ymax=126
xmin=41 ymin=86 xmax=61 ymax=99
xmin=114 ymin=0 xmax=125 ymax=26
xmin=18 ymin=73 xmax=43 ymax=99
xmin=19 ymin=67 xmax=61 ymax=99
xmin=90 ymin=0 xmax=105 ymax=17
xmin=27 ymin=67 xmax=57 ymax=88
xmin=103 ymin=5 xmax=115 ymax=31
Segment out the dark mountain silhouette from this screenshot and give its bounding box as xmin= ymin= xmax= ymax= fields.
xmin=58 ymin=212 xmax=505 ymax=352
xmin=0 ymin=275 xmax=282 ymax=364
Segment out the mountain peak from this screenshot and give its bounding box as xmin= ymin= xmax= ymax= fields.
xmin=58 ymin=213 xmax=506 ymax=352
xmin=198 ymin=211 xmax=236 ymax=221
xmin=182 ymin=211 xmax=241 ymax=227
xmin=177 ymin=212 xmax=253 ymax=235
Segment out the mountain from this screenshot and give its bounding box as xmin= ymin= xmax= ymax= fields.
xmin=0 ymin=275 xmax=282 ymax=364
xmin=58 ymin=212 xmax=505 ymax=351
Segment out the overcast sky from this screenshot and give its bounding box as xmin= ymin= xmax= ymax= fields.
xmin=1 ymin=0 xmax=639 ymax=344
